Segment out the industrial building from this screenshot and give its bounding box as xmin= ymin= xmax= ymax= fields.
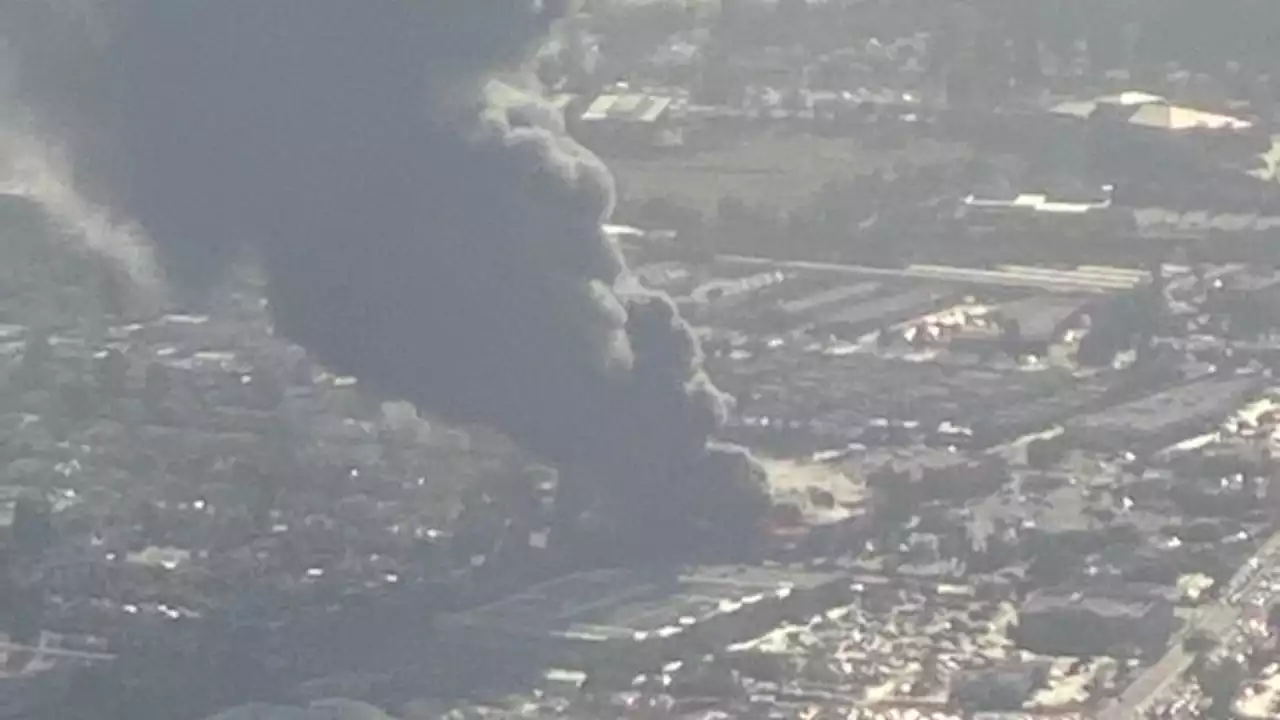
xmin=949 ymin=660 xmax=1052 ymax=711
xmin=1014 ymin=588 xmax=1177 ymax=658
xmin=1048 ymin=91 xmax=1255 ymax=134
xmin=949 ymin=190 xmax=1280 ymax=266
xmin=438 ymin=565 xmax=848 ymax=675
xmin=858 ymin=449 xmax=1008 ymax=503
xmin=1064 ymin=376 xmax=1262 ymax=454
xmin=577 ymin=92 xmax=681 ymax=150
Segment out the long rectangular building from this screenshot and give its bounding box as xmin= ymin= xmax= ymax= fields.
xmin=439 ymin=565 xmax=848 ymax=673
xmin=1065 ymin=376 xmax=1262 ymax=453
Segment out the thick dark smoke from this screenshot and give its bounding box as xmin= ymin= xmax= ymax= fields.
xmin=1 ymin=1 xmax=769 ymax=557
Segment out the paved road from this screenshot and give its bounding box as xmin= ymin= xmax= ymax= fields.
xmin=0 ymin=640 xmax=115 ymax=662
xmin=1099 ymin=531 xmax=1280 ymax=719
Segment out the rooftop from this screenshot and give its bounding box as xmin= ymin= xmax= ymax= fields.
xmin=1021 ymin=590 xmax=1154 ymax=619
xmin=1049 ymin=90 xmax=1255 ymax=132
xmin=581 ymin=93 xmax=675 ymax=124
xmin=961 ymin=192 xmax=1112 ymax=216
xmin=444 ymin=565 xmax=844 ymax=644
xmin=1067 ymin=376 xmax=1261 ymax=438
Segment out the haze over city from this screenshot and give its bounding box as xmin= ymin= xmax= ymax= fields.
xmin=1 ymin=1 xmax=1280 ymax=719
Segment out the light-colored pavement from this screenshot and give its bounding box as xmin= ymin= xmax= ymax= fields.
xmin=0 ymin=640 xmax=115 ymax=662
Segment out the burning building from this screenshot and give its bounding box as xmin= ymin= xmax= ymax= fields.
xmin=0 ymin=1 xmax=770 ymax=560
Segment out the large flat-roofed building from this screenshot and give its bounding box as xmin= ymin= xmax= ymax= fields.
xmin=1064 ymin=376 xmax=1261 ymax=453
xmin=949 ymin=660 xmax=1052 ymax=711
xmin=943 ymin=166 xmax=1280 ymax=263
xmin=581 ymin=93 xmax=675 ymax=125
xmin=1014 ymin=587 xmax=1176 ymax=657
xmin=439 ymin=565 xmax=847 ymax=672
xmin=577 ymin=92 xmax=680 ymax=150
xmin=1049 ymin=91 xmax=1255 ymax=134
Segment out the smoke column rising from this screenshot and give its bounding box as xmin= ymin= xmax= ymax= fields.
xmin=0 ymin=1 xmax=769 ymax=556
xmin=0 ymin=6 xmax=158 ymax=294
xmin=0 ymin=133 xmax=158 ymax=290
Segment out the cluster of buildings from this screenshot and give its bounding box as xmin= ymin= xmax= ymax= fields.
xmin=0 ymin=233 xmax=586 ymax=717
xmin=3 ymin=2 xmax=1280 ymax=720
xmin=541 ymin=0 xmax=1280 ymax=278
xmin=239 ymin=242 xmax=1280 ymax=719
xmin=598 ymin=241 xmax=1280 ymax=717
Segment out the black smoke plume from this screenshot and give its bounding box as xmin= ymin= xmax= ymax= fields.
xmin=0 ymin=1 xmax=768 ymax=558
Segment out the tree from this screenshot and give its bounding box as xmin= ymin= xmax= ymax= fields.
xmin=921 ymin=652 xmax=943 ymax=689
xmin=1268 ymin=602 xmax=1280 ymax=635
xmin=876 ymin=324 xmax=895 ymax=349
xmin=143 ymin=361 xmax=172 ymax=417
xmin=1183 ymin=628 xmax=1217 ymax=655
xmin=16 ymin=328 xmax=52 ymax=391
xmin=95 ymin=348 xmax=130 ymax=398
xmin=638 ymin=196 xmax=704 ymax=237
xmin=250 ymin=467 xmax=282 ymax=534
xmin=595 ymin=0 xmax=688 ymax=60
xmin=11 ymin=496 xmax=53 ymax=560
xmin=1077 ymin=287 xmax=1164 ymax=367
xmin=1000 ymin=317 xmax=1023 ymax=357
xmin=58 ymin=381 xmax=96 ymax=424
xmin=871 ymin=470 xmax=917 ymax=549
xmin=1026 ymin=436 xmax=1067 ymax=470
xmin=1027 ymin=540 xmax=1076 ymax=586
xmin=6 ymin=584 xmax=43 ymax=649
xmin=245 ymin=366 xmax=285 ymax=411
xmin=771 ymin=0 xmax=810 ymax=45
xmin=1202 ymin=656 xmax=1246 ymax=720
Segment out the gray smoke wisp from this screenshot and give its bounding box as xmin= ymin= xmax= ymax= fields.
xmin=1 ymin=1 xmax=768 ymax=556
xmin=0 ymin=3 xmax=159 ymax=295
